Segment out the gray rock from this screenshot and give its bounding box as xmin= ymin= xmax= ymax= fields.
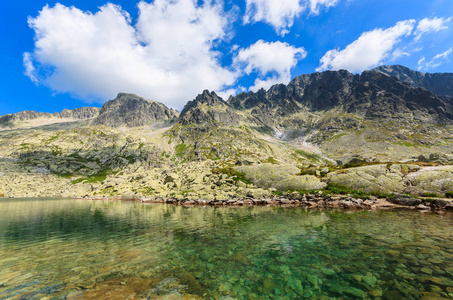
xmin=430 ymin=199 xmax=450 ymax=208
xmin=179 ymin=90 xmax=241 ymax=126
xmin=388 ymin=195 xmax=422 ymax=206
xmin=93 ymin=93 xmax=178 ymax=127
xmin=374 ymin=65 xmax=453 ymax=100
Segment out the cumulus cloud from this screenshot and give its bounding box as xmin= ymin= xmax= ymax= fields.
xmin=23 ymin=52 xmax=38 ymax=84
xmin=309 ymin=0 xmax=339 ymax=15
xmin=415 ymin=17 xmax=451 ymax=41
xmin=234 ymin=40 xmax=306 ymax=91
xmin=244 ymin=0 xmax=339 ymax=35
xmin=317 ymin=20 xmax=415 ymax=73
xmin=24 ymin=1 xmax=237 ymax=109
xmin=418 ymin=48 xmax=453 ymax=70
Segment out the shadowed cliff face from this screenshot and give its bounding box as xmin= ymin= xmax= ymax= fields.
xmin=374 ymin=65 xmax=453 ymax=101
xmin=92 ymin=93 xmax=179 ymax=127
xmin=227 ymin=69 xmax=453 ymax=125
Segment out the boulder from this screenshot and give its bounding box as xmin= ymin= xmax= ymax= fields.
xmin=236 ymin=163 xmax=326 ymax=191
xmin=327 ymin=164 xmax=405 ymax=194
xmin=388 ymin=195 xmax=422 ymax=206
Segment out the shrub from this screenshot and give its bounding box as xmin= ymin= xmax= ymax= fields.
xmin=445 ymin=191 xmax=453 ymax=198
xmin=324 ymin=183 xmax=369 ymax=199
xmin=211 ymin=167 xmax=251 ymax=184
xmin=421 ymin=192 xmax=440 ymax=198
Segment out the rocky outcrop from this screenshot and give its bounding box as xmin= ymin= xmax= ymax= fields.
xmin=179 ymin=90 xmax=242 ymax=126
xmin=404 ymin=166 xmax=453 ymax=196
xmin=93 ymin=93 xmax=179 ymax=127
xmin=374 ymin=65 xmax=453 ymax=100
xmin=326 ymin=164 xmax=406 ymax=194
xmin=236 ymin=164 xmax=326 ymax=191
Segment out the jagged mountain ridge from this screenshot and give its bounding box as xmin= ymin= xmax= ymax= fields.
xmin=1 ymin=65 xmax=453 ymax=164
xmin=374 ymin=65 xmax=453 ymax=100
xmin=175 ymin=66 xmax=453 ymax=163
xmin=227 ymin=69 xmax=453 ymax=126
xmin=2 ymin=65 xmax=453 ymax=199
xmin=0 ymin=107 xmax=100 ymax=128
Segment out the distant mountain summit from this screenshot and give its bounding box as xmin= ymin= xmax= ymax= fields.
xmin=92 ymin=93 xmax=179 ymax=127
xmin=0 ymin=107 xmax=100 ymax=128
xmin=374 ymin=65 xmax=453 ymax=100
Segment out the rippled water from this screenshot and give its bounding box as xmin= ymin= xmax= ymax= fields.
xmin=0 ymin=199 xmax=452 ymax=299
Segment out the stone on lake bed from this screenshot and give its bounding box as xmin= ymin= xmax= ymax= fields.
xmin=320 ymin=267 xmax=336 ymax=276
xmin=179 ymin=273 xmax=203 ymax=295
xmin=306 ymin=274 xmax=321 ymax=288
xmin=421 ymin=267 xmax=434 ymax=275
xmin=328 ymin=285 xmax=367 ymax=299
xmin=286 ymin=278 xmax=303 ymax=293
xmin=153 ymin=295 xmax=204 ymax=300
xmin=362 ymin=274 xmax=378 ymax=287
xmin=67 ymin=285 xmax=138 ymax=300
xmin=421 ymin=291 xmax=449 ymax=299
xmin=428 ymin=258 xmax=443 ymax=264
xmin=369 ymin=288 xmax=383 ymax=297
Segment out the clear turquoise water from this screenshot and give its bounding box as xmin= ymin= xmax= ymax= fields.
xmin=0 ymin=198 xmax=452 ymax=299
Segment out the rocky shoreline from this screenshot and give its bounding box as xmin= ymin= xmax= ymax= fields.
xmin=77 ymin=193 xmax=453 ymax=213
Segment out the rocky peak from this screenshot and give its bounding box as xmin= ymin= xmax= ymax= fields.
xmin=180 ymin=90 xmax=228 ymax=114
xmin=92 ymin=93 xmax=179 ymax=127
xmin=373 ymin=65 xmax=453 ymax=100
xmin=179 ymin=90 xmax=241 ymax=126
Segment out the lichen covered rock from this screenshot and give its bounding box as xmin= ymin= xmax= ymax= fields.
xmin=327 ymin=164 xmax=405 ymax=194
xmin=236 ymin=163 xmax=325 ymax=191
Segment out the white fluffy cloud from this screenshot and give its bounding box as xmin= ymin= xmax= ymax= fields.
xmin=418 ymin=48 xmax=453 ymax=70
xmin=309 ymin=0 xmax=339 ymax=15
xmin=25 ymin=1 xmax=236 ymax=109
xmin=317 ymin=20 xmax=415 ymax=73
xmin=234 ymin=40 xmax=306 ymax=91
xmin=415 ymin=17 xmax=451 ymax=41
xmin=22 ymin=52 xmax=38 ymax=84
xmin=244 ymin=0 xmax=339 ymax=35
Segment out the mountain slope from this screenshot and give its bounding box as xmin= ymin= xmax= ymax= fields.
xmin=0 ymin=107 xmax=100 ymax=129
xmin=222 ymin=68 xmax=453 ymax=163
xmin=374 ymin=65 xmax=453 ymax=100
xmin=1 ymin=65 xmax=453 ymax=199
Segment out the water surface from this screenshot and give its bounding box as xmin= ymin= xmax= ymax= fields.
xmin=0 ymin=198 xmax=452 ymax=299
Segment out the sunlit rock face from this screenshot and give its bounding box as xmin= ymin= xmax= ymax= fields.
xmin=93 ymin=93 xmax=179 ymax=127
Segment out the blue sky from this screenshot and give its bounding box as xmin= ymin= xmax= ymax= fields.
xmin=1 ymin=0 xmax=452 ymax=115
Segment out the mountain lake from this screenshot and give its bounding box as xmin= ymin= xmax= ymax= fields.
xmin=0 ymin=198 xmax=452 ymax=299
